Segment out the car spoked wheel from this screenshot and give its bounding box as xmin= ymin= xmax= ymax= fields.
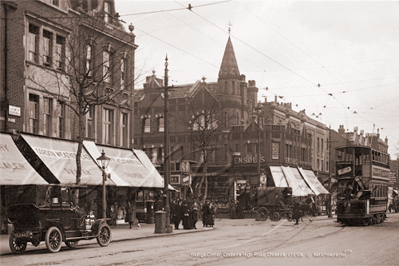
xmin=45 ymin=227 xmax=62 ymax=253
xmin=97 ymin=224 xmax=112 ymax=247
xmin=9 ymin=232 xmax=27 ymax=254
xmin=65 ymin=240 xmax=79 ymax=248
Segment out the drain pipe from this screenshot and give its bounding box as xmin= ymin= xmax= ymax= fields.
xmin=2 ymin=2 xmax=17 ymax=132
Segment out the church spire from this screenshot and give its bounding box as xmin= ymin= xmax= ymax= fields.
xmin=218 ymin=36 xmax=240 ymax=80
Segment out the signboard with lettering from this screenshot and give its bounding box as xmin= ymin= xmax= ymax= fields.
xmin=272 ymin=142 xmax=279 ymax=160
xmin=182 ymin=174 xmax=191 ymax=185
xmin=0 ymin=133 xmax=47 ymax=185
xmin=21 ymin=134 xmax=114 ymax=186
xmin=260 ymin=174 xmax=267 ymax=183
xmin=372 ymin=166 xmax=390 ymax=181
xmin=8 ymin=105 xmax=20 ymax=116
xmin=234 ymin=156 xmax=265 ymax=164
xmin=338 ymin=166 xmax=352 ymax=176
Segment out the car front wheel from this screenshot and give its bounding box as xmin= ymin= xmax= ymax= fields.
xmin=97 ymin=223 xmax=112 ymax=247
xmin=45 ymin=227 xmax=62 ymax=253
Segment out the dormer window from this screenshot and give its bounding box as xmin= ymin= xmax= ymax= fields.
xmin=52 ymin=0 xmax=59 ymax=7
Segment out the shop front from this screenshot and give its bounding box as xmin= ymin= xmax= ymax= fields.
xmin=2 ymin=133 xmax=171 ymax=227
xmin=0 ymin=133 xmax=49 ymax=233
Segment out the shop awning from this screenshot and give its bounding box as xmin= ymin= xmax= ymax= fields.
xmin=281 ymin=166 xmax=308 ymax=197
xmin=289 ymin=167 xmax=314 ymax=195
xmin=83 ymin=141 xmax=164 ymax=188
xmin=270 ymin=166 xmax=288 ymax=187
xmin=134 ymin=149 xmax=174 ymax=190
xmin=301 ymin=169 xmax=330 ymax=194
xmin=21 ymin=134 xmax=115 ymax=186
xmin=297 ymin=167 xmax=320 ymax=196
xmin=0 ymin=133 xmax=48 ymax=185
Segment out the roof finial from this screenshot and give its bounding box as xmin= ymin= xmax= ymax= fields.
xmin=228 ymin=21 xmax=232 ymax=35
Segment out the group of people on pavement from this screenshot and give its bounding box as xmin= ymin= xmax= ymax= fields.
xmin=171 ymin=199 xmax=216 ymax=229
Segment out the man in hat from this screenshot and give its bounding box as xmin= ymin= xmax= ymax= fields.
xmin=292 ymin=198 xmax=300 ymax=225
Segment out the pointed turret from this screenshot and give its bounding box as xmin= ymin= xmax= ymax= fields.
xmin=218 ymin=37 xmax=240 ymax=80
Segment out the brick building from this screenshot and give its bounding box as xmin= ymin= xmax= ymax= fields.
xmin=1 ymin=0 xmax=137 ymax=148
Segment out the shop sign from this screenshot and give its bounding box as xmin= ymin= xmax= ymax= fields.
xmin=272 ymin=142 xmax=279 ymax=159
xmin=234 ymin=156 xmax=265 ymax=164
xmin=9 ymin=105 xmax=20 ymax=116
xmin=260 ymin=174 xmax=267 ymax=183
xmin=338 ymin=166 xmax=351 ymax=176
xmin=182 ymin=174 xmax=191 ymax=185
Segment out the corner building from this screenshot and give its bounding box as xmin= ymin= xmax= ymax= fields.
xmin=133 ymin=37 xmax=331 ymax=210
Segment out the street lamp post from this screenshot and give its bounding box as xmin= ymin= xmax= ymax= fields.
xmin=97 ymin=149 xmax=110 ymax=220
xmin=163 ymin=55 xmax=172 ymax=233
xmin=254 ymin=103 xmax=263 ymax=186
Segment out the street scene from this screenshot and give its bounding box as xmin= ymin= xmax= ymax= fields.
xmin=1 ymin=1 xmax=398 ymax=266
xmin=1 ymin=213 xmax=398 ymax=265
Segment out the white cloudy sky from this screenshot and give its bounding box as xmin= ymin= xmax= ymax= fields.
xmin=115 ymin=0 xmax=399 ymax=157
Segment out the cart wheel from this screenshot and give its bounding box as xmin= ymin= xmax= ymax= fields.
xmin=65 ymin=240 xmax=79 ymax=249
xmin=257 ymin=207 xmax=269 ymax=220
xmin=272 ymin=212 xmax=281 ymax=221
xmin=45 ymin=227 xmax=62 ymax=253
xmin=287 ymin=213 xmax=293 ymax=222
xmin=97 ymin=223 xmax=112 ymax=247
xmin=9 ymin=231 xmax=27 ymax=254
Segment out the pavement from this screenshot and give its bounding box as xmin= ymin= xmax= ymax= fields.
xmin=1 ymin=212 xmax=397 ymax=256
xmin=0 ymin=221 xmax=214 ymax=256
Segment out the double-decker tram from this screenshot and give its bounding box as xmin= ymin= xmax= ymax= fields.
xmin=335 ymin=145 xmax=390 ymax=226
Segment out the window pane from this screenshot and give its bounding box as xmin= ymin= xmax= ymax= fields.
xmin=158 ymin=117 xmax=164 ymax=132
xmin=29 ymin=94 xmax=39 ymax=133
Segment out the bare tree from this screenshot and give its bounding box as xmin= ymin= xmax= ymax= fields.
xmin=26 ymin=13 xmax=140 ymax=193
xmin=180 ymin=85 xmax=238 ymax=203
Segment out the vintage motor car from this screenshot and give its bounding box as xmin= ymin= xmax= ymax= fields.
xmin=6 ymin=185 xmax=111 ymax=254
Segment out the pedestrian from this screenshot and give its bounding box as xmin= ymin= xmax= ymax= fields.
xmin=182 ymin=201 xmax=193 ymax=229
xmin=292 ymin=198 xmax=300 ymax=225
xmin=110 ymin=203 xmax=117 ymax=226
xmin=173 ymin=200 xmax=183 ymax=229
xmin=202 ymin=199 xmax=214 ymax=227
xmin=230 ymin=200 xmax=237 ymax=219
xmin=125 ymin=201 xmax=134 ymax=229
xmin=191 ymin=201 xmax=200 ymax=229
xmin=388 ymin=203 xmax=393 ymax=213
xmin=170 ymin=199 xmax=176 ymax=224
xmin=305 ymin=196 xmax=314 ymax=221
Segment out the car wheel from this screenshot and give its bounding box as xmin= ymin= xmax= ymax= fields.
xmin=272 ymin=212 xmax=281 ymax=221
xmin=258 ymin=207 xmax=269 ymax=220
xmin=65 ymin=240 xmax=79 ymax=248
xmin=97 ymin=223 xmax=112 ymax=247
xmin=9 ymin=231 xmax=27 ymax=254
xmin=45 ymin=227 xmax=62 ymax=253
xmin=287 ymin=213 xmax=293 ymax=222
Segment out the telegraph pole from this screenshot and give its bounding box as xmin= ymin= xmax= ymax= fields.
xmin=163 ymin=55 xmax=172 ymax=233
xmin=328 ymin=125 xmax=333 ymax=218
xmin=255 ymin=103 xmax=263 ymax=186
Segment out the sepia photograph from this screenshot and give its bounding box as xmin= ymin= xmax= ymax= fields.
xmin=0 ymin=1 xmax=398 ymax=265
